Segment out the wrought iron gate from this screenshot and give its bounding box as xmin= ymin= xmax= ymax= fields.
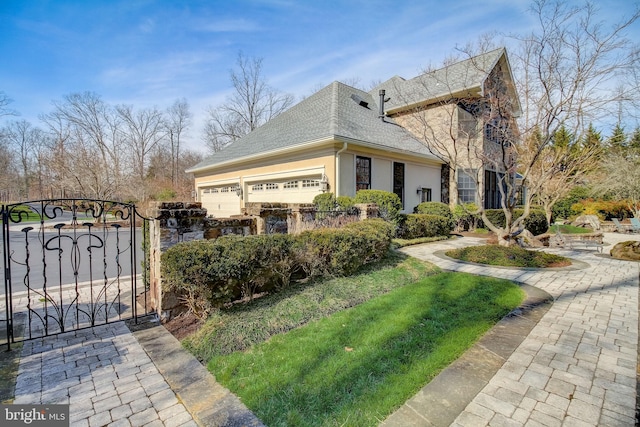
xmin=2 ymin=199 xmax=151 ymax=349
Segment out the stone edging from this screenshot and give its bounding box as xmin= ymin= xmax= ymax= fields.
xmin=382 ymin=283 xmax=553 ymax=426
xmin=126 ymin=317 xmax=265 ymax=427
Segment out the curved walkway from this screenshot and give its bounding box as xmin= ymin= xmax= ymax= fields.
xmin=385 ymin=233 xmax=639 ymax=426
xmin=5 ymin=233 xmax=638 ymax=426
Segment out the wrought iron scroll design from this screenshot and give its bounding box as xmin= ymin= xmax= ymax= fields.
xmin=2 ymin=199 xmax=152 ymax=349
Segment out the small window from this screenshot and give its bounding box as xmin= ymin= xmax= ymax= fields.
xmin=220 ymin=187 xmax=230 ymax=193
xmin=252 ymin=184 xmax=264 ymax=191
xmin=284 ymin=181 xmax=299 ymax=189
xmin=212 ymin=188 xmax=219 ymax=193
xmin=266 ymin=183 xmax=279 ymax=190
xmin=356 ymin=156 xmax=371 ymax=191
xmin=420 ymin=188 xmax=432 ymax=203
xmin=302 ymin=179 xmax=320 ymax=188
xmin=203 ymin=188 xmax=210 ymax=194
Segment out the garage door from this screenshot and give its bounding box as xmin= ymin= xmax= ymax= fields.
xmin=200 ymin=185 xmax=241 ymax=217
xmin=246 ymin=179 xmax=323 ymax=204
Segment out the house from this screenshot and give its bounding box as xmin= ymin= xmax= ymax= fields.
xmin=186 ymin=82 xmax=444 ymax=217
xmin=373 ymin=47 xmax=521 ymax=208
xmin=186 ymin=48 xmax=521 ymax=217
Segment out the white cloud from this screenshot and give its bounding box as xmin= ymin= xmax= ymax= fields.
xmin=195 ymin=18 xmax=261 ymax=33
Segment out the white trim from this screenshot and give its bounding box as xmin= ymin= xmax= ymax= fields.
xmin=186 ymin=138 xmax=334 ymax=174
xmin=243 ymin=166 xmax=325 ymax=183
xmin=196 ymin=177 xmax=241 ymax=187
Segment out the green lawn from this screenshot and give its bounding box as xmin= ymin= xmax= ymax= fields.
xmin=549 ymin=224 xmax=593 ymax=234
xmin=1 ymin=206 xmax=41 ymax=223
xmin=202 ymin=270 xmax=524 ymax=426
xmin=446 ymin=244 xmax=571 ymax=268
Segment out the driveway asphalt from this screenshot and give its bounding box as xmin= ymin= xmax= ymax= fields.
xmin=1 ymin=232 xmax=638 ymax=426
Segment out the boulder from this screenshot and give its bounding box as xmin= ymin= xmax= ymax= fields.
xmin=517 ymin=229 xmax=545 ymax=248
xmin=572 ymin=215 xmax=600 ymax=230
xmin=610 ymin=241 xmax=640 ymax=261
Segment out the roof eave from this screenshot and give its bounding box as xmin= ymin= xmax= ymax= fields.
xmin=336 ymin=135 xmax=443 ymax=164
xmin=185 ymin=137 xmax=336 ymax=174
xmin=385 ymin=87 xmax=483 ymax=115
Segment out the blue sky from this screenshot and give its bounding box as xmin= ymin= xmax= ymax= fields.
xmin=1 ymin=0 xmax=638 ymax=151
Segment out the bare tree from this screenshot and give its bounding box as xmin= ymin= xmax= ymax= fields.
xmin=1 ymin=120 xmax=51 ymax=199
xmin=504 ymin=0 xmax=640 ymax=234
xmin=146 ymin=146 xmax=203 ymax=200
xmin=594 ymin=148 xmax=640 ymax=218
xmin=514 ymin=0 xmax=640 ymax=147
xmin=44 ymin=92 xmax=126 ymax=197
xmin=164 ymin=99 xmax=192 ymax=187
xmin=40 ymin=108 xmax=74 ymax=198
xmin=202 ymin=53 xmax=294 ymax=153
xmin=526 ymin=126 xmax=602 ymax=225
xmin=0 ymin=91 xmax=18 ymax=118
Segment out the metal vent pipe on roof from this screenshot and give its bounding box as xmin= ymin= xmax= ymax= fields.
xmin=378 ymin=89 xmax=387 ymax=121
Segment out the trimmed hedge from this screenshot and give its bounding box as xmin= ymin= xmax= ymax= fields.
xmin=452 ymin=203 xmax=480 ymax=231
xmin=482 ymin=209 xmax=548 ymax=235
xmin=398 ymin=214 xmax=453 ymax=239
xmin=161 ymin=219 xmax=394 ymax=318
xmin=313 ymin=193 xmax=336 ymax=211
xmin=414 ymin=202 xmax=452 ymax=218
xmin=354 ymin=190 xmax=402 ymax=223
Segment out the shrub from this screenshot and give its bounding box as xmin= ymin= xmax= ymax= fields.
xmin=414 ymin=201 xmax=451 ymax=218
xmin=336 ymin=196 xmax=356 ymax=212
xmin=296 ymin=219 xmax=392 ymax=277
xmin=354 ymin=190 xmax=402 ymax=223
xmin=481 ymin=209 xmax=548 ymax=235
xmin=152 ymin=188 xmax=177 ymax=201
xmin=452 ymin=203 xmax=480 ymax=231
xmin=414 ymin=202 xmax=455 ymax=230
xmin=161 ymin=240 xmax=228 ymax=318
xmin=398 ymin=214 xmax=453 ymax=239
xmin=162 ymin=234 xmax=296 ymax=318
xmin=313 ymin=193 xmax=336 ymax=211
xmin=343 ymin=219 xmax=394 ymax=261
xmin=552 ymin=186 xmax=591 ymax=219
xmin=162 ymin=220 xmax=393 ymax=318
xmin=572 ymin=199 xmax=632 ymax=220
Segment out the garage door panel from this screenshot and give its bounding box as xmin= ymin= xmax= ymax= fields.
xmin=200 ymin=187 xmax=240 ymax=217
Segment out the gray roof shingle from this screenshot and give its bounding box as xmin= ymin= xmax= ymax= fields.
xmin=187 ymin=81 xmax=441 ymax=173
xmin=370 ymin=48 xmax=505 ymax=112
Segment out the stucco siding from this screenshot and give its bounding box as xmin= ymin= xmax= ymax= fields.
xmin=372 ymin=158 xmax=392 ymax=192
xmin=339 ymin=152 xmax=355 ymax=197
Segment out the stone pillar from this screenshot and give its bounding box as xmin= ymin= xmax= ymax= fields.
xmin=355 ymin=203 xmax=379 ymax=220
xmin=147 ymin=202 xmax=207 ymax=319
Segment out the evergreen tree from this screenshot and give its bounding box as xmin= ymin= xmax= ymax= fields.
xmin=630 ymin=127 xmax=640 ymax=150
xmin=551 ymin=125 xmax=574 ymax=149
xmin=581 ymin=123 xmax=603 ymax=150
xmin=608 ymin=123 xmax=627 ymax=150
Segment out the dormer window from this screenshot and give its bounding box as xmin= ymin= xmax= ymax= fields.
xmin=350 ymin=94 xmax=369 ymax=109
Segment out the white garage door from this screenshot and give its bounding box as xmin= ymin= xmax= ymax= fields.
xmin=246 ymin=179 xmax=323 ymax=204
xmin=200 ymin=185 xmax=241 ymax=217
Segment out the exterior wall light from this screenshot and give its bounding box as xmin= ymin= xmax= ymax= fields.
xmin=235 ymin=187 xmax=243 ymax=198
xmin=320 ymin=174 xmax=329 ymax=192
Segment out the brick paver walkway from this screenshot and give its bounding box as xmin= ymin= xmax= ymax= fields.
xmin=13 ymin=322 xmax=197 ymax=427
xmin=397 ymin=233 xmax=639 ymax=426
xmin=6 ymin=232 xmax=639 ymax=426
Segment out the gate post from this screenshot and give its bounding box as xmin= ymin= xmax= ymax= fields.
xmin=147 ymin=202 xmax=207 ymax=320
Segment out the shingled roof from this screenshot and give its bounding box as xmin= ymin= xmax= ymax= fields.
xmin=370 ymin=48 xmax=519 ymax=114
xmin=187 ymin=81 xmax=441 ymax=173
